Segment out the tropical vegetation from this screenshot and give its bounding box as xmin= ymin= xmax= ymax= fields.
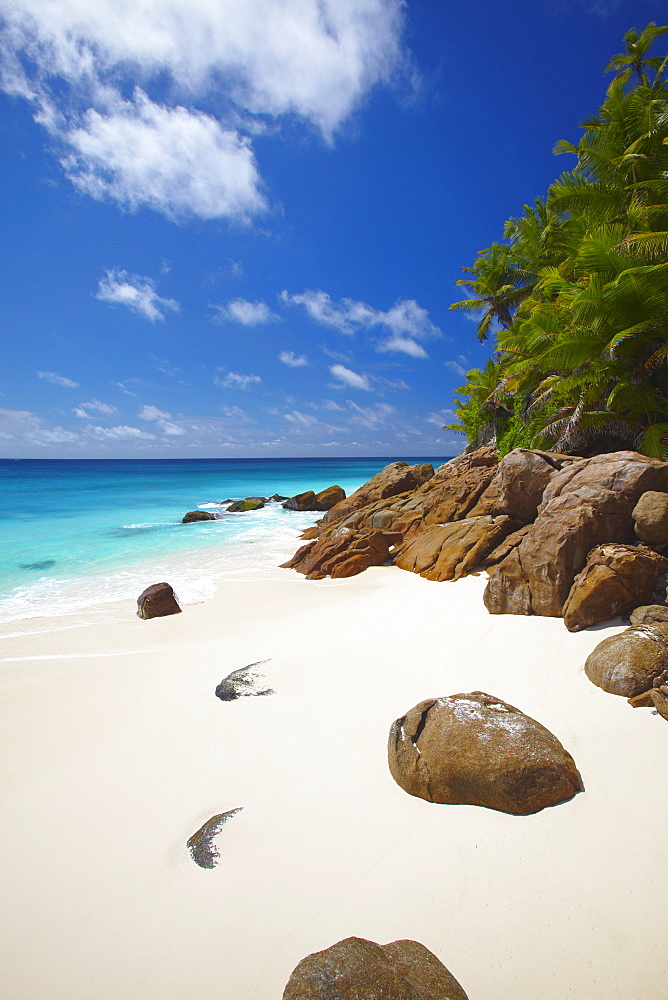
xmin=447 ymin=23 xmax=668 ymax=459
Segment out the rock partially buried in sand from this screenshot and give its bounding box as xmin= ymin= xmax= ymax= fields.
xmin=136 ymin=582 xmax=182 ymax=619
xmin=215 ymin=660 xmax=274 ymax=701
xmin=584 ymin=624 xmax=668 ymax=697
xmin=630 ymin=604 xmax=668 ymax=626
xmin=281 ymin=529 xmax=403 ymax=580
xmin=282 ymin=936 xmax=469 ymax=1000
xmin=182 ymin=510 xmax=215 ymax=523
xmin=388 ymin=692 xmax=583 ymax=815
xmin=187 ymin=808 xmax=243 ymax=868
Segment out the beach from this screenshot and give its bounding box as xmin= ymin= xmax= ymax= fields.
xmin=1 ymin=564 xmax=666 ymax=1000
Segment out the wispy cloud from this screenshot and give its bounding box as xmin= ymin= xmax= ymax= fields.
xmin=346 ymin=400 xmax=395 ymax=429
xmin=211 ymin=298 xmax=277 ymax=325
xmin=214 ymin=369 xmax=263 ymax=389
xmin=278 ymin=350 xmax=308 ymax=367
xmin=96 ymin=269 xmax=180 ymax=322
xmin=73 ymin=400 xmax=118 ymax=418
xmin=329 ymin=363 xmax=372 ymax=391
xmin=281 ymin=289 xmax=440 ymax=356
xmin=37 ymin=370 xmax=79 ymax=388
xmin=0 ymin=2 xmax=408 ymax=221
xmin=445 ymin=358 xmax=469 ymax=378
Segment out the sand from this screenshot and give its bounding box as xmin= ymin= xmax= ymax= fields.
xmin=1 ymin=566 xmax=666 ymax=999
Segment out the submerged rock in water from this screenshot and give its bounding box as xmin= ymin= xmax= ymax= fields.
xmin=282 ymin=936 xmax=469 ymax=1000
xmin=215 ymin=660 xmax=274 ymax=701
xmin=187 ymin=808 xmax=243 ymax=868
xmin=19 ymin=559 xmax=56 ymax=571
xmin=182 ymin=510 xmax=215 ymax=523
xmin=137 ymin=582 xmax=182 ymax=619
xmin=227 ymin=497 xmax=266 ymax=512
xmin=388 ymin=691 xmax=583 ymax=815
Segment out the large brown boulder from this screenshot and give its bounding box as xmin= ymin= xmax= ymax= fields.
xmin=388 ymin=692 xmax=583 ymax=815
xmin=280 ymin=529 xmax=402 ymax=580
xmin=493 ymin=448 xmax=559 ymax=523
xmin=283 ymin=486 xmax=346 ymax=511
xmin=394 ymin=515 xmax=516 ymax=582
xmin=137 ymin=582 xmax=182 ymax=619
xmin=632 ymin=491 xmax=668 ymax=545
xmin=282 ymin=937 xmax=469 ymax=1000
xmin=484 ymin=486 xmax=635 ymax=617
xmin=481 ymin=524 xmax=533 ymax=568
xmin=418 ymin=447 xmax=499 ymax=525
xmin=322 ymin=462 xmax=434 ymax=524
xmin=584 ymin=624 xmax=668 ymax=697
xmin=563 ymin=543 xmax=668 ymax=632
xmin=540 ymin=451 xmax=668 ymax=510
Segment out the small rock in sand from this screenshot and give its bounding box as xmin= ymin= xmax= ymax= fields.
xmin=136 ymin=582 xmax=182 ymax=619
xmin=215 ymin=660 xmax=274 ymax=701
xmin=187 ymin=808 xmax=243 ymax=868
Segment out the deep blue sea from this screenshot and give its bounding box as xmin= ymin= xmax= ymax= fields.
xmin=0 ymin=456 xmax=449 ymax=623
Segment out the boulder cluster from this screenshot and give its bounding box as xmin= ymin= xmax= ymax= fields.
xmin=282 ymin=448 xmax=668 ymax=633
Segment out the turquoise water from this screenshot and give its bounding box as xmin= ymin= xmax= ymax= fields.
xmin=0 ymin=457 xmax=449 ymax=623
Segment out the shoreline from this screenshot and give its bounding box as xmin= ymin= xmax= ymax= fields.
xmin=1 ymin=565 xmax=666 ymax=998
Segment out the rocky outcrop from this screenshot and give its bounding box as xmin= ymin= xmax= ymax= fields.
xmin=282 ymin=936 xmax=469 ymax=1000
xmin=484 ymin=486 xmax=635 ymax=617
xmin=481 ymin=524 xmax=533 ymax=568
xmin=283 ymin=485 xmax=345 ymax=511
xmin=388 ymin=691 xmax=582 ymax=815
xmin=215 ymin=660 xmax=274 ymax=701
xmin=630 ymin=604 xmax=668 ymax=626
xmin=394 ymin=515 xmax=516 ymax=582
xmin=136 ymin=582 xmax=182 ymax=619
xmin=322 ymin=462 xmax=434 ymax=525
xmin=562 ymin=544 xmax=668 ymax=632
xmin=541 ymin=451 xmax=668 ymax=509
xmin=418 ymin=447 xmax=499 ymax=526
xmin=187 ymin=808 xmax=243 ymax=868
xmin=584 ymin=624 xmax=668 ymax=697
xmin=632 ymin=491 xmax=668 ymax=544
xmin=493 ymin=449 xmax=561 ymax=522
xmin=227 ymin=497 xmax=266 ymax=512
xmin=281 ymin=529 xmax=403 ymax=580
xmin=182 ymin=510 xmax=215 ymax=523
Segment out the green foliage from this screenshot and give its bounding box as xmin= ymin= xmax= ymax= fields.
xmin=449 ymin=23 xmax=668 ymax=459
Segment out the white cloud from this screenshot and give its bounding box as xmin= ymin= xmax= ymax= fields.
xmin=37 ymin=370 xmax=79 ymax=388
xmin=96 ymin=268 xmax=180 ymax=321
xmin=90 ymin=424 xmax=156 ymax=441
xmin=62 ymin=90 xmax=266 ymax=221
xmin=73 ymin=400 xmax=117 ymax=418
xmin=445 ymin=359 xmax=468 ymax=378
xmin=427 ymin=409 xmax=455 ymax=426
xmin=278 ymin=350 xmax=308 ymax=367
xmin=212 ymin=298 xmax=277 ymax=325
xmin=321 ymin=399 xmax=345 ymax=411
xmin=112 ymin=381 xmax=136 ymax=396
xmin=214 ymin=370 xmax=263 ymax=389
xmin=220 ymin=404 xmax=251 ymax=421
xmin=282 ymin=289 xmax=441 ymax=355
xmin=329 ymin=363 xmax=371 ymax=391
xmin=346 ymin=400 xmax=395 ymax=429
xmin=1 ymin=1 xmax=407 ymax=220
xmin=138 ymin=403 xmax=185 ymax=435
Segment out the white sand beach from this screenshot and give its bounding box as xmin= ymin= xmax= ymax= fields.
xmin=1 ymin=566 xmax=666 ymax=999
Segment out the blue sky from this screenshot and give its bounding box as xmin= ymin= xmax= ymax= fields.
xmin=0 ymin=0 xmax=662 ymax=458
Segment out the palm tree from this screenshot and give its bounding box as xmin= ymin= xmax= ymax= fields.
xmin=605 ymin=22 xmax=667 ymax=88
xmin=449 ymin=244 xmax=533 ymax=342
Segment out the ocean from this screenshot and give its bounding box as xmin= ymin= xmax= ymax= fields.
xmin=0 ymin=456 xmax=449 ymax=624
